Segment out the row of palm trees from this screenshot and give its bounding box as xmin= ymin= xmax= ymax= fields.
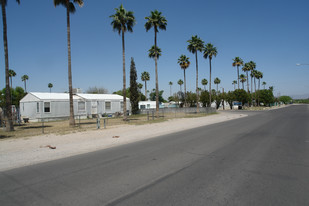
xmin=110 ymin=4 xmax=167 ymax=119
xmin=1 ymin=1 xmax=269 ymax=131
xmin=1 ymin=0 xmax=84 ymax=130
xmin=232 ymin=57 xmax=266 ymax=105
xmin=174 ymin=36 xmax=217 ymax=110
xmin=7 ymin=69 xmax=29 ymax=92
xmin=7 ymin=68 xmax=54 ymax=93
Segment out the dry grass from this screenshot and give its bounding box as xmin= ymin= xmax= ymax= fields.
xmin=0 ymin=112 xmax=217 ymax=139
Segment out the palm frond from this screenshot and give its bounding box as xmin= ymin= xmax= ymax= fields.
xmin=73 ymin=0 xmax=84 ymax=7
xmin=148 ymin=45 xmax=162 ymax=59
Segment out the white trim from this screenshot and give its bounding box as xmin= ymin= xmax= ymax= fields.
xmin=36 ymin=102 xmax=40 ymax=113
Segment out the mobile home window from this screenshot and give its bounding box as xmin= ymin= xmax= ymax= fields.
xmin=105 ymin=102 xmax=111 ymax=110
xmin=120 ymin=102 xmax=124 ymax=109
xmin=78 ymin=101 xmax=85 ymax=111
xmin=140 ymin=105 xmax=146 ymax=109
xmin=44 ymin=102 xmax=51 ymax=113
xmin=36 ymin=102 xmax=40 ymax=113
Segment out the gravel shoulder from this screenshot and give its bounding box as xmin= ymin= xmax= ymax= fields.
xmin=0 ymin=112 xmax=247 ymax=172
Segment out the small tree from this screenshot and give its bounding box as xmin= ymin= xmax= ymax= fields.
xmin=86 ymin=86 xmax=108 ymax=94
xmin=149 ymin=89 xmax=166 ymax=103
xmin=225 ymin=91 xmax=235 ymax=109
xmin=213 ymin=92 xmax=222 ymax=109
xmin=259 ymin=89 xmax=275 ymax=106
xmin=129 ymin=57 xmax=139 ymax=114
xmin=234 ymin=89 xmax=249 ymax=106
xmin=279 ymin=95 xmax=292 ymax=104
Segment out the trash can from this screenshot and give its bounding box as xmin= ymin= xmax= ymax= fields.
xmin=238 ymin=105 xmax=242 ymax=110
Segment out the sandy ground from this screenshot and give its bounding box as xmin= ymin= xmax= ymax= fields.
xmin=0 ymin=112 xmax=247 ymax=172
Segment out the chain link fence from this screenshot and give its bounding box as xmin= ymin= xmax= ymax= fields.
xmin=0 ymin=107 xmax=216 ymax=138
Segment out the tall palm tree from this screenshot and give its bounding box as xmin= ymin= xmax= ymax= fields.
xmin=21 ymin=74 xmax=29 ymax=92
xmin=248 ymin=61 xmax=256 ymax=93
xmin=145 ymin=10 xmax=167 ymax=118
xmin=201 ymin=78 xmax=208 ymax=90
xmin=232 ymin=57 xmax=243 ymax=89
xmin=48 ymin=83 xmax=53 ymax=93
xmin=110 ymin=4 xmax=136 ymax=121
xmin=251 ymin=70 xmax=258 ymax=106
xmin=1 ymin=0 xmax=20 ymax=131
xmin=248 ymin=61 xmax=256 ymax=105
xmin=232 ymin=80 xmax=237 ymax=90
xmin=262 ymin=81 xmax=267 ymax=89
xmin=214 ymin=77 xmax=221 ymax=92
xmin=177 ymin=79 xmax=183 ymax=92
xmin=203 ymin=43 xmax=217 ymax=106
xmin=242 ymin=62 xmax=251 ymax=92
xmin=187 ymin=35 xmax=204 ymax=111
xmin=141 ymin=71 xmax=150 ymax=100
xmin=240 ymin=74 xmax=246 ymax=89
xmin=168 ymin=81 xmax=173 ymax=97
xmin=256 ymin=71 xmax=263 ymax=106
xmin=54 ymin=0 xmax=84 ymax=126
xmin=8 ymin=69 xmax=16 ymax=88
xmin=177 ymin=54 xmax=190 ymax=106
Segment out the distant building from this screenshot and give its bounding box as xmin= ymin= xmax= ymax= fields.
xmin=138 ymin=101 xmax=165 ymax=109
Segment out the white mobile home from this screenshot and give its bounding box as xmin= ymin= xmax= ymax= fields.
xmin=20 ymin=92 xmax=130 ymax=121
xmin=76 ymin=93 xmax=130 ymax=117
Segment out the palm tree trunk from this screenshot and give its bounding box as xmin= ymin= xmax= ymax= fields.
xmin=184 ymin=69 xmax=186 ymax=107
xmin=216 ymin=84 xmax=218 ymax=92
xmin=250 ymin=70 xmax=253 ymax=104
xmin=24 ymin=81 xmax=27 ymax=93
xmin=1 ymin=1 xmax=13 ymax=131
xmin=195 ymin=52 xmax=199 ymax=112
xmin=209 ymin=58 xmax=212 ymax=107
xmin=254 ymin=77 xmax=257 ymax=106
xmin=121 ymin=29 xmax=127 ymax=120
xmin=246 ymin=71 xmax=249 ymax=92
xmin=258 ymin=79 xmax=260 ymax=107
xmin=66 ymin=7 xmax=75 ymax=127
xmin=144 ymin=81 xmax=147 ymax=101
xmin=237 ymin=65 xmax=240 ymax=89
xmin=10 ymin=77 xmax=12 ymax=88
xmin=154 ymin=31 xmax=159 ymax=118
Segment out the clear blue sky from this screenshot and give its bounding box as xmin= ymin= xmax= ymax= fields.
xmin=1 ymin=0 xmax=309 ymax=99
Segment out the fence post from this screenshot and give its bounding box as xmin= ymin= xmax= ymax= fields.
xmin=147 ymin=111 xmax=149 ymax=121
xmin=41 ymin=119 xmax=44 ymax=134
xmin=96 ymin=116 xmax=100 ymax=129
xmin=152 ymin=110 xmax=154 ymax=120
xmin=79 ymin=115 xmax=81 ymax=128
xmin=104 ymin=118 xmax=106 ymax=129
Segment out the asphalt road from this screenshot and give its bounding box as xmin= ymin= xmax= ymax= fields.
xmin=1 ymin=105 xmax=308 ymax=206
